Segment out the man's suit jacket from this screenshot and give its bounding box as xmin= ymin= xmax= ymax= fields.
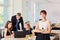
xmin=11 ymin=15 xmax=24 ymax=31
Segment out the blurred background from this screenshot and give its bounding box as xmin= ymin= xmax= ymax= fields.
xmin=0 ymin=0 xmax=60 ymax=28
xmin=0 ymin=0 xmax=60 ymax=40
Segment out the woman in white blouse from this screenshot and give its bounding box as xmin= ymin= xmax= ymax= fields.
xmin=32 ymin=10 xmax=51 ymax=40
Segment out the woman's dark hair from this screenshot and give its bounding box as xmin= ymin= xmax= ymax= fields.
xmin=25 ymin=22 xmax=30 ymax=28
xmin=40 ymin=10 xmax=47 ymax=15
xmin=5 ymin=21 xmax=12 ymax=30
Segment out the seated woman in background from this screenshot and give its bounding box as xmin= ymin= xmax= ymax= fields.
xmin=32 ymin=10 xmax=51 ymax=40
xmin=23 ymin=22 xmax=32 ymax=35
xmin=4 ymin=21 xmax=14 ymax=38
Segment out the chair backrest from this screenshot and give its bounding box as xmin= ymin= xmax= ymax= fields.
xmin=0 ymin=29 xmax=3 ymax=38
xmin=0 ymin=29 xmax=4 ymax=38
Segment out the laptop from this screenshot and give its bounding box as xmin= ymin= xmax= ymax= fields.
xmin=14 ymin=31 xmax=26 ymax=38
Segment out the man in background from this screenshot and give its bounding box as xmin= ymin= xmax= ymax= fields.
xmin=11 ymin=13 xmax=24 ymax=31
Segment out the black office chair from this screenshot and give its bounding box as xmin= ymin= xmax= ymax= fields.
xmin=0 ymin=29 xmax=3 ymax=40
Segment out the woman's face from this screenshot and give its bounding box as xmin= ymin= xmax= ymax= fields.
xmin=40 ymin=13 xmax=46 ymax=19
xmin=24 ymin=24 xmax=29 ymax=29
xmin=8 ymin=23 xmax=12 ymax=29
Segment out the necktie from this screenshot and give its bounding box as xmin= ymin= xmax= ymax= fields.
xmin=16 ymin=21 xmax=18 ymax=30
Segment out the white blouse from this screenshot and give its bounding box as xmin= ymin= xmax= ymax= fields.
xmin=39 ymin=20 xmax=49 ymax=31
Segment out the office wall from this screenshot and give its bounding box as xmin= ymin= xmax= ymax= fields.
xmin=0 ymin=0 xmax=9 ymax=29
xmin=8 ymin=0 xmax=23 ymax=20
xmin=8 ymin=0 xmax=13 ymax=20
xmin=22 ymin=0 xmax=35 ymax=28
xmin=35 ymin=0 xmax=60 ymax=24
xmin=1 ymin=0 xmax=60 ymax=29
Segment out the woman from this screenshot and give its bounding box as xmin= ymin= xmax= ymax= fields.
xmin=4 ymin=21 xmax=14 ymax=38
xmin=23 ymin=22 xmax=32 ymax=35
xmin=32 ymin=10 xmax=51 ymax=40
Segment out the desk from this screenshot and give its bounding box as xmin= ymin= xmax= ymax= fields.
xmin=1 ymin=36 xmax=36 ymax=40
xmin=1 ymin=30 xmax=60 ymax=40
xmin=1 ymin=38 xmax=25 ymax=40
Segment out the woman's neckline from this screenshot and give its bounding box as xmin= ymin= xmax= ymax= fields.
xmin=41 ymin=19 xmax=47 ymax=22
xmin=26 ymin=28 xmax=30 ymax=30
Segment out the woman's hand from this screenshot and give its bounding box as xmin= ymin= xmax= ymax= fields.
xmin=10 ymin=33 xmax=14 ymax=38
xmin=10 ymin=31 xmax=14 ymax=38
xmin=32 ymin=30 xmax=35 ymax=36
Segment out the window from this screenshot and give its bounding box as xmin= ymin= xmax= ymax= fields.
xmin=0 ymin=0 xmax=8 ymax=28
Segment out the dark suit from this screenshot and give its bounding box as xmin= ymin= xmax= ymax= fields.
xmin=11 ymin=15 xmax=24 ymax=31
